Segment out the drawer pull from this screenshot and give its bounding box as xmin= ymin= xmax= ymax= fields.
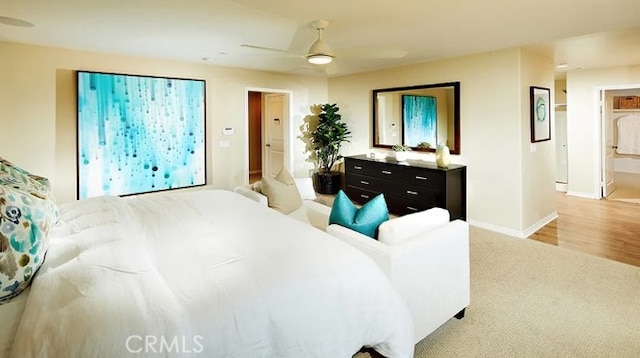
xmin=381 ymin=170 xmax=392 ymax=175
xmin=407 ymin=206 xmax=419 ymax=211
xmin=415 ymin=176 xmax=428 ymax=180
xmin=360 ymin=180 xmax=370 ymax=185
xmin=353 ymin=165 xmax=363 ymax=170
xmin=360 ymin=194 xmax=370 ymax=199
xmin=407 ymin=190 xmax=418 ymax=195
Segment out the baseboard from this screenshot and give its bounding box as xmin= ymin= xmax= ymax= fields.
xmin=467 ymin=220 xmax=525 ymax=239
xmin=566 ymin=191 xmax=601 ymax=199
xmin=522 ymin=211 xmax=558 ymax=238
xmin=469 ymin=211 xmax=558 ymax=239
xmin=556 ymin=183 xmax=568 ymax=192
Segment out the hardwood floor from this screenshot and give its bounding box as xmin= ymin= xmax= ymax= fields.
xmin=528 ymin=192 xmax=640 ymax=267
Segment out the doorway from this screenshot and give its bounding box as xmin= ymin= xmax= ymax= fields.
xmin=245 ymin=88 xmax=293 ymax=185
xmin=599 ymin=86 xmax=640 ymax=203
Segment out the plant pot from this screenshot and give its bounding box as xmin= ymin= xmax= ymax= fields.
xmin=313 ymin=171 xmax=342 ymax=195
xmin=394 ymin=151 xmax=409 ymax=162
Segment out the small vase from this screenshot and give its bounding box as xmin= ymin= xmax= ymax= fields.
xmin=435 ymin=143 xmax=450 ymax=168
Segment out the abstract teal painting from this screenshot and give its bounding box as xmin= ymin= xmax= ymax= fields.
xmin=77 ymin=71 xmax=206 ymax=199
xmin=402 ymin=95 xmax=437 ymax=147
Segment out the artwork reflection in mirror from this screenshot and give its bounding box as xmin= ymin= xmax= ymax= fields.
xmin=402 ymin=95 xmax=437 ymax=147
xmin=373 ymin=82 xmax=460 ymax=153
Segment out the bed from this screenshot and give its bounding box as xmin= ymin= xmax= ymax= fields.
xmin=6 ymin=189 xmax=413 ymax=357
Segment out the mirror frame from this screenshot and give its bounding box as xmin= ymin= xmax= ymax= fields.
xmin=372 ymin=81 xmax=461 ymax=154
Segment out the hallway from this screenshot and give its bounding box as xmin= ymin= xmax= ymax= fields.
xmin=529 ymin=192 xmax=640 ymax=267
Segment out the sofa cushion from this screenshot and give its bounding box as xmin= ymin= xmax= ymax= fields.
xmin=328 ymin=190 xmax=389 ymax=239
xmin=378 ymin=208 xmax=450 ymax=245
xmin=260 ymin=167 xmax=303 ymax=215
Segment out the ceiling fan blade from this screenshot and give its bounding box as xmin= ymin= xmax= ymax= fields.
xmin=240 ymin=44 xmax=299 ymax=55
xmin=335 ymin=47 xmax=408 ymax=60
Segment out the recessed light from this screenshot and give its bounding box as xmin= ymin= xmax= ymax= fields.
xmin=555 ymin=63 xmax=569 ymax=69
xmin=201 ymin=57 xmax=215 ymax=62
xmin=0 ymin=16 xmax=34 ymax=28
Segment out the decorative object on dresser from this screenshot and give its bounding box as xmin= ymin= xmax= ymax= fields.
xmin=301 ymin=103 xmax=351 ymax=194
xmin=344 ymin=155 xmax=466 ymax=220
xmin=435 ymin=142 xmax=451 ymax=168
xmin=391 ymin=144 xmax=412 ymax=162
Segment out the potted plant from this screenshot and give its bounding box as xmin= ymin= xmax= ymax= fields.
xmin=417 ymin=142 xmax=431 ymax=149
xmin=392 ymin=144 xmax=412 ymax=162
xmin=309 ymin=103 xmax=351 ymax=194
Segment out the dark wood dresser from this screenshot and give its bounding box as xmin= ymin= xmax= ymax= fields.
xmin=344 ymin=155 xmax=467 ymax=220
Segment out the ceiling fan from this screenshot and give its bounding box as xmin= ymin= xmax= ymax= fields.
xmin=241 ymin=20 xmax=407 ymax=66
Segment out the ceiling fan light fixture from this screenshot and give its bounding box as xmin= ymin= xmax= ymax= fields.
xmin=307 ymin=54 xmax=333 ymax=65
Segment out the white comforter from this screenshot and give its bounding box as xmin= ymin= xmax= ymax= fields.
xmin=10 ymin=189 xmax=413 ymax=357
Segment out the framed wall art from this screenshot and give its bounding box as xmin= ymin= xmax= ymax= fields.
xmin=402 ymin=94 xmax=437 ymax=147
xmin=530 ymin=86 xmax=551 ymax=143
xmin=77 ymin=71 xmax=206 ymax=199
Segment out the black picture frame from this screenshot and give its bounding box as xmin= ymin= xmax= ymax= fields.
xmin=76 ymin=71 xmax=207 ymax=199
xmin=530 ymin=86 xmax=551 ymax=143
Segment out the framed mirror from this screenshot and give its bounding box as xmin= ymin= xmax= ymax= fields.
xmin=372 ymin=81 xmax=460 ymax=154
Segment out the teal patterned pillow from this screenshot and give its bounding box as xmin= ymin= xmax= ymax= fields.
xmin=0 ymin=157 xmax=55 ymax=202
xmin=0 ymin=157 xmax=58 ymax=301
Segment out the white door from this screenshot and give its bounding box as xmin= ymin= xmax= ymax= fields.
xmin=263 ymin=93 xmax=286 ymax=178
xmin=601 ymin=90 xmax=615 ymax=197
xmin=555 ymin=110 xmax=568 ymax=183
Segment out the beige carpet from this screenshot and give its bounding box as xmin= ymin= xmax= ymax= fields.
xmin=607 ymin=172 xmax=640 ymax=204
xmin=356 ymin=226 xmax=640 ymax=358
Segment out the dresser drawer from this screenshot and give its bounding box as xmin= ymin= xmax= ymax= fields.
xmin=387 ymin=182 xmax=441 ymax=204
xmin=385 ymin=196 xmax=435 ymax=216
xmin=345 ymin=158 xmax=400 ymax=179
xmin=345 ymin=158 xmax=379 ymax=177
xmin=344 ymin=186 xmax=379 ymax=204
xmin=345 ymin=173 xmax=391 ymax=193
xmin=397 ymin=166 xmax=445 ymax=188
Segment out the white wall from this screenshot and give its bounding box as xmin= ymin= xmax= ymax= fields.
xmin=0 ymin=41 xmax=328 ymax=202
xmin=328 ymin=47 xmax=556 ymax=236
xmin=566 ymin=65 xmax=640 ymax=198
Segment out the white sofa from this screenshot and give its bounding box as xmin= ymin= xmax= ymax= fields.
xmin=233 ymin=178 xmax=332 ymax=230
xmin=233 ymin=180 xmax=470 ymax=344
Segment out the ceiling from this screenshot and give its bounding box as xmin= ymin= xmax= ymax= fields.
xmin=1 ymin=0 xmax=640 ymax=77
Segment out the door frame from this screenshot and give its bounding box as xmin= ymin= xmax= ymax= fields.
xmin=596 ymin=83 xmax=640 ymax=198
xmin=244 ymin=87 xmax=294 ymax=185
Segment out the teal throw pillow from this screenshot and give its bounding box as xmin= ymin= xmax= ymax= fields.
xmin=329 ymin=190 xmax=389 ymax=239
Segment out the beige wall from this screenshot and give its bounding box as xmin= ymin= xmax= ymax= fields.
xmin=566 ymin=65 xmax=640 ymax=197
xmin=1 ymin=40 xmax=560 ymax=235
xmin=0 ymin=41 xmax=328 ymax=202
xmin=328 ymin=47 xmax=556 ymax=236
xmin=520 ymin=49 xmax=557 ymax=233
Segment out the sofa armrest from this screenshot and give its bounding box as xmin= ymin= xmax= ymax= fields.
xmin=378 ymin=207 xmax=450 ymax=244
xmin=388 ymin=219 xmax=470 ymax=341
xmin=304 ymin=200 xmax=331 ymax=230
xmin=232 ymin=186 xmax=268 ymax=207
xmin=326 ymin=224 xmax=392 ymax=278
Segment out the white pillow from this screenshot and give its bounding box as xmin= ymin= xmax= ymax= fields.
xmin=261 ymin=167 xmax=303 ymax=215
xmin=377 ymin=207 xmax=450 ymax=245
xmin=294 ymin=177 xmax=317 ymax=201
